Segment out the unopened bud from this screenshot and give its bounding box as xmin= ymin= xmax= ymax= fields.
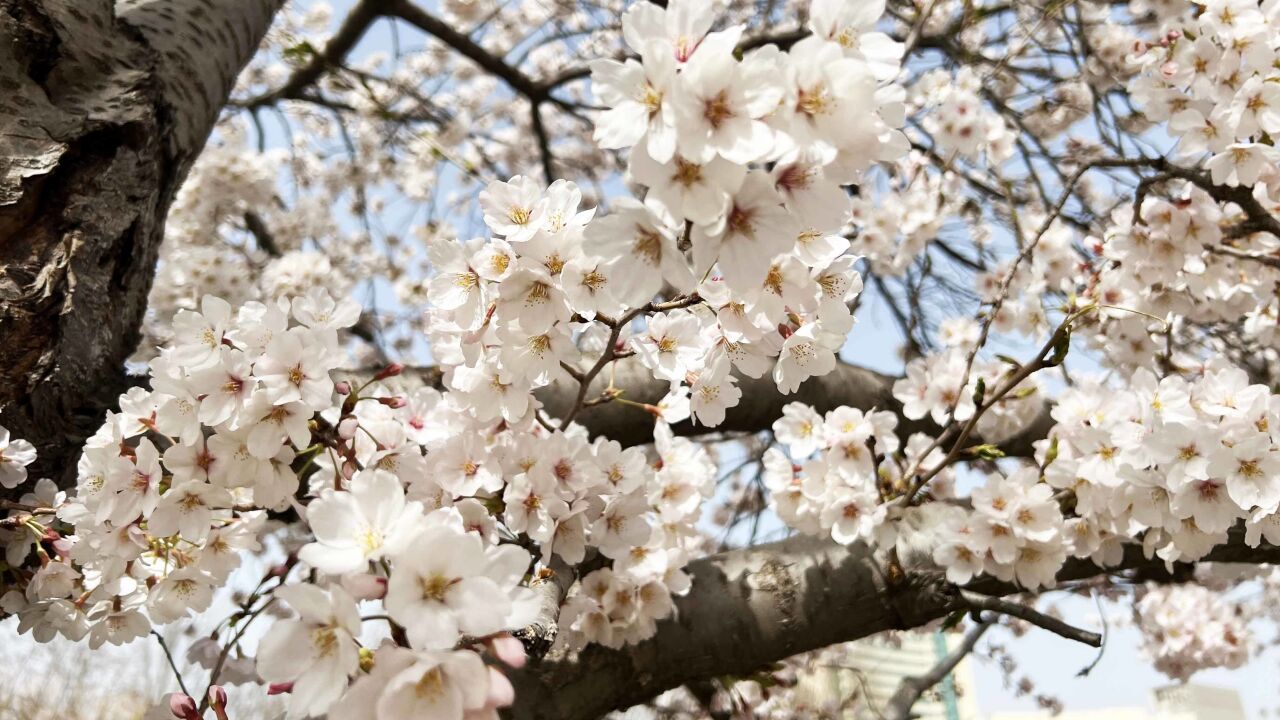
xmin=209 ymin=685 xmax=230 ymax=720
xmin=334 ymin=380 xmax=352 ymax=396
xmin=267 ymin=682 xmax=294 ymax=696
xmin=269 ymin=557 xmax=293 ymax=578
xmin=374 ymin=362 xmax=405 ymax=381
xmin=487 ymin=633 xmax=527 ymax=669
xmin=337 ymin=416 xmax=360 ymax=440
xmin=51 ymin=537 xmax=73 ymax=558
xmin=484 ymin=665 xmax=516 ymax=709
xmin=377 ymin=395 xmax=408 ymax=409
xmin=169 ymin=693 xmax=200 ymax=720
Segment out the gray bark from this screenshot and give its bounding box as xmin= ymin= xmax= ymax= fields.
xmin=0 ymin=0 xmax=283 ymax=486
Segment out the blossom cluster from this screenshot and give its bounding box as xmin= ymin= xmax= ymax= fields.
xmin=922 ymin=363 xmax=1280 ymax=596
xmin=1130 ymin=0 xmax=1280 ymax=183
xmin=1082 ymin=0 xmax=1280 ymax=369
xmin=0 ymin=290 xmax=539 ymax=720
xmin=929 ymin=469 xmax=1071 ymax=590
xmin=910 ymin=66 xmax=1015 ymax=162
xmin=1133 ymin=583 xmax=1250 ymax=681
xmin=761 ymin=404 xmax=901 ymax=547
xmin=1040 ymin=365 xmax=1280 ymax=564
xmin=892 ymin=346 xmax=1047 ymax=444
xmin=553 ymin=422 xmax=713 ymax=649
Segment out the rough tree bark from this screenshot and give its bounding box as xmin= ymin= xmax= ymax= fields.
xmin=0 ymin=0 xmax=283 ymax=487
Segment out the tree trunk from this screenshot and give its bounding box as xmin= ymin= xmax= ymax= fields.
xmin=0 ymin=0 xmax=282 ymax=487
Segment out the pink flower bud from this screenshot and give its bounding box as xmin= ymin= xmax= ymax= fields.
xmin=334 ymin=381 xmax=352 ymax=396
xmin=269 ymin=558 xmax=293 ymax=578
xmin=483 ymin=666 xmax=516 ymax=709
xmin=51 ymin=537 xmax=73 ymax=558
xmin=267 ymin=682 xmax=294 ymax=696
xmin=209 ymin=685 xmax=230 ymax=720
xmin=337 ymin=416 xmax=360 ymax=440
xmin=374 ymin=362 xmax=405 ymax=381
xmin=377 ymin=395 xmax=408 ymax=409
xmin=169 ymin=693 xmax=200 ymax=720
xmin=487 ymin=633 xmax=527 ymax=669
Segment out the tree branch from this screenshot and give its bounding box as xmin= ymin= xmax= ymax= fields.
xmin=882 ymin=618 xmax=993 ymax=720
xmin=958 ymin=590 xmax=1101 ymax=647
xmin=239 ymin=0 xmax=390 ymax=108
xmin=365 ymin=357 xmax=1054 ymax=456
xmin=502 ymin=530 xmax=1280 ymax=720
xmin=389 ymin=0 xmax=556 ymax=106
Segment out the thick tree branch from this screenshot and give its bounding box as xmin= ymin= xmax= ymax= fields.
xmin=538 ymin=357 xmax=1054 ymax=457
xmin=503 ymin=531 xmax=1280 ymax=720
xmin=366 ymin=358 xmax=1054 ymax=456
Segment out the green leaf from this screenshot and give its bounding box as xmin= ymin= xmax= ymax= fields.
xmin=965 ymin=443 xmax=1005 ymax=460
xmin=1046 ymin=328 xmax=1071 ymax=367
xmin=1043 ymin=436 xmax=1060 ymax=468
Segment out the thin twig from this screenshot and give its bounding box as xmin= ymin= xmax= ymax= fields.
xmin=882 ymin=619 xmax=993 ymax=720
xmin=959 ymin=590 xmax=1102 ymax=647
xmin=151 ymin=630 xmax=192 ymax=698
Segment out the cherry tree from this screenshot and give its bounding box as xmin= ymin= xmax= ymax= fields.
xmin=3 ymin=0 xmax=1280 ymax=718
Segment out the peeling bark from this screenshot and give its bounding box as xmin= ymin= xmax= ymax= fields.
xmin=0 ymin=0 xmax=283 ymax=486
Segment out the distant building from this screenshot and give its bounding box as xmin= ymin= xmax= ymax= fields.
xmin=1153 ymin=684 xmax=1247 ymax=720
xmin=988 ymin=683 xmax=1246 ymax=720
xmin=795 ymin=630 xmax=982 ymax=719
